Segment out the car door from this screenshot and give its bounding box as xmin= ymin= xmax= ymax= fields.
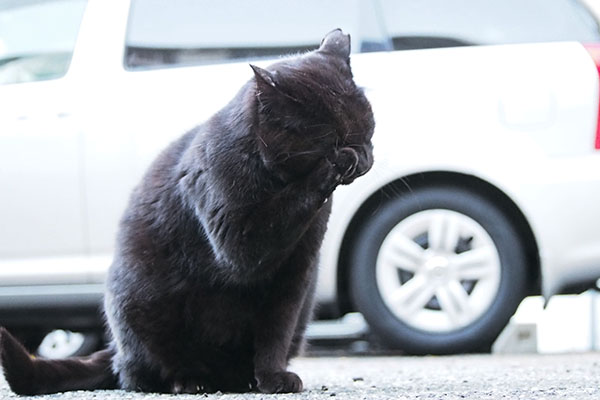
xmin=0 ymin=0 xmax=89 ymax=283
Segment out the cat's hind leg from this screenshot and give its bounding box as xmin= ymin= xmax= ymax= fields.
xmin=171 ymin=378 xmax=215 ymax=394
xmin=113 ymin=351 xmax=169 ymax=393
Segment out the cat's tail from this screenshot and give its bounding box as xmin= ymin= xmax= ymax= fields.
xmin=0 ymin=327 xmax=118 ymax=395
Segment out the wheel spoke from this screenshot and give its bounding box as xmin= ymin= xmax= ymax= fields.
xmin=436 ymin=280 xmax=473 ymax=327
xmin=428 ymin=212 xmax=461 ymax=252
xmin=428 ymin=213 xmax=445 ymax=251
xmin=442 ymin=214 xmax=461 ymax=252
xmin=452 ymin=246 xmax=497 ymax=280
xmin=390 ymin=274 xmax=436 ymax=314
xmin=386 ymin=233 xmax=426 ymax=272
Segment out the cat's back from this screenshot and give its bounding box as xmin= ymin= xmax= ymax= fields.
xmin=108 ymin=127 xmax=209 ymax=281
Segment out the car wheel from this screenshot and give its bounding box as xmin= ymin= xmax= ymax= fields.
xmin=36 ymin=330 xmax=101 ymax=359
xmin=349 ymin=185 xmax=529 ymax=354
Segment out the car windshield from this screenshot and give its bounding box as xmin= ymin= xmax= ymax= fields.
xmin=0 ymin=0 xmax=87 ymax=85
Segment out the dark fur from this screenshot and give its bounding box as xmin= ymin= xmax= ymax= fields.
xmin=0 ymin=29 xmax=374 ymax=395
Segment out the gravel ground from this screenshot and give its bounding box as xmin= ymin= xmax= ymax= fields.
xmin=2 ymin=352 xmax=600 ymax=399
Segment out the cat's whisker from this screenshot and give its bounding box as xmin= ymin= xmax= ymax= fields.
xmin=274 ymin=149 xmax=324 ymax=163
xmin=306 ymin=123 xmax=332 ymax=129
xmin=308 ymin=130 xmax=336 ymax=141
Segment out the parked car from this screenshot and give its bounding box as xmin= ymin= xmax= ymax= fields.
xmin=2 ymin=0 xmax=600 ymax=356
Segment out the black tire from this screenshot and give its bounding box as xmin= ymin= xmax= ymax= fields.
xmin=10 ymin=328 xmax=47 ymax=353
xmin=349 ymin=185 xmax=529 ymax=354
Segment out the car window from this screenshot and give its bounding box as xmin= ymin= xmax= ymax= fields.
xmin=124 ymin=0 xmax=365 ymax=70
xmin=377 ymin=0 xmax=600 ymax=50
xmin=0 ymin=0 xmax=88 ymax=85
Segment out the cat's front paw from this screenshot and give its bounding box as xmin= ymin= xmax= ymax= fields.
xmin=310 ymin=148 xmax=359 ymax=198
xmin=333 ymin=147 xmax=359 ymax=183
xmin=256 ymin=371 xmax=303 ymax=393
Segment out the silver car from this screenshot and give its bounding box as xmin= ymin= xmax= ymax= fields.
xmin=2 ymin=0 xmax=600 ymax=356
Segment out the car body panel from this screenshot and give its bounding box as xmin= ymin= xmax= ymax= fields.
xmin=0 ymin=78 xmax=87 ymax=259
xmin=319 ymin=44 xmax=600 ymax=302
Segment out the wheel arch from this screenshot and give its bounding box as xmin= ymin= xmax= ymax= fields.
xmin=335 ymin=170 xmax=541 ymax=316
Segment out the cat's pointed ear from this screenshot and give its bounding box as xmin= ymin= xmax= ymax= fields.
xmin=250 ymin=64 xmax=277 ymax=89
xmin=319 ymin=28 xmax=351 ymax=61
xmin=250 ymin=64 xmax=300 ymax=103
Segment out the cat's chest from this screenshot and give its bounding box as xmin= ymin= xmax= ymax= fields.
xmin=181 ymin=285 xmax=263 ymax=343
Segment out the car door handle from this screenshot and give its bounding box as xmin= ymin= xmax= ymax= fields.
xmin=15 ymin=111 xmax=71 ymax=121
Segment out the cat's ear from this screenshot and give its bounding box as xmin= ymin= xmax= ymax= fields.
xmin=319 ymin=28 xmax=351 ymax=61
xmin=250 ymin=64 xmax=277 ymax=90
xmin=250 ymin=64 xmax=300 ymax=103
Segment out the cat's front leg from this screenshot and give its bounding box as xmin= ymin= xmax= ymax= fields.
xmin=253 ymin=291 xmax=306 ymax=394
xmin=200 ymin=148 xmax=358 ymax=274
xmin=252 ymin=243 xmax=319 ymax=393
xmin=254 ymin=368 xmax=303 ymax=394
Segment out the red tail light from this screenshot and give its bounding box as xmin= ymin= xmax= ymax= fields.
xmin=584 ymin=44 xmax=600 ymax=150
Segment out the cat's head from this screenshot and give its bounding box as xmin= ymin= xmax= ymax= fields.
xmin=251 ymin=29 xmax=374 ymax=184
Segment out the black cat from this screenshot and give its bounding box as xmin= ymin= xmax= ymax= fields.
xmin=0 ymin=29 xmax=374 ymax=395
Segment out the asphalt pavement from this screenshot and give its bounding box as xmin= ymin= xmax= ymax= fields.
xmin=1 ymin=352 xmax=599 ymax=399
